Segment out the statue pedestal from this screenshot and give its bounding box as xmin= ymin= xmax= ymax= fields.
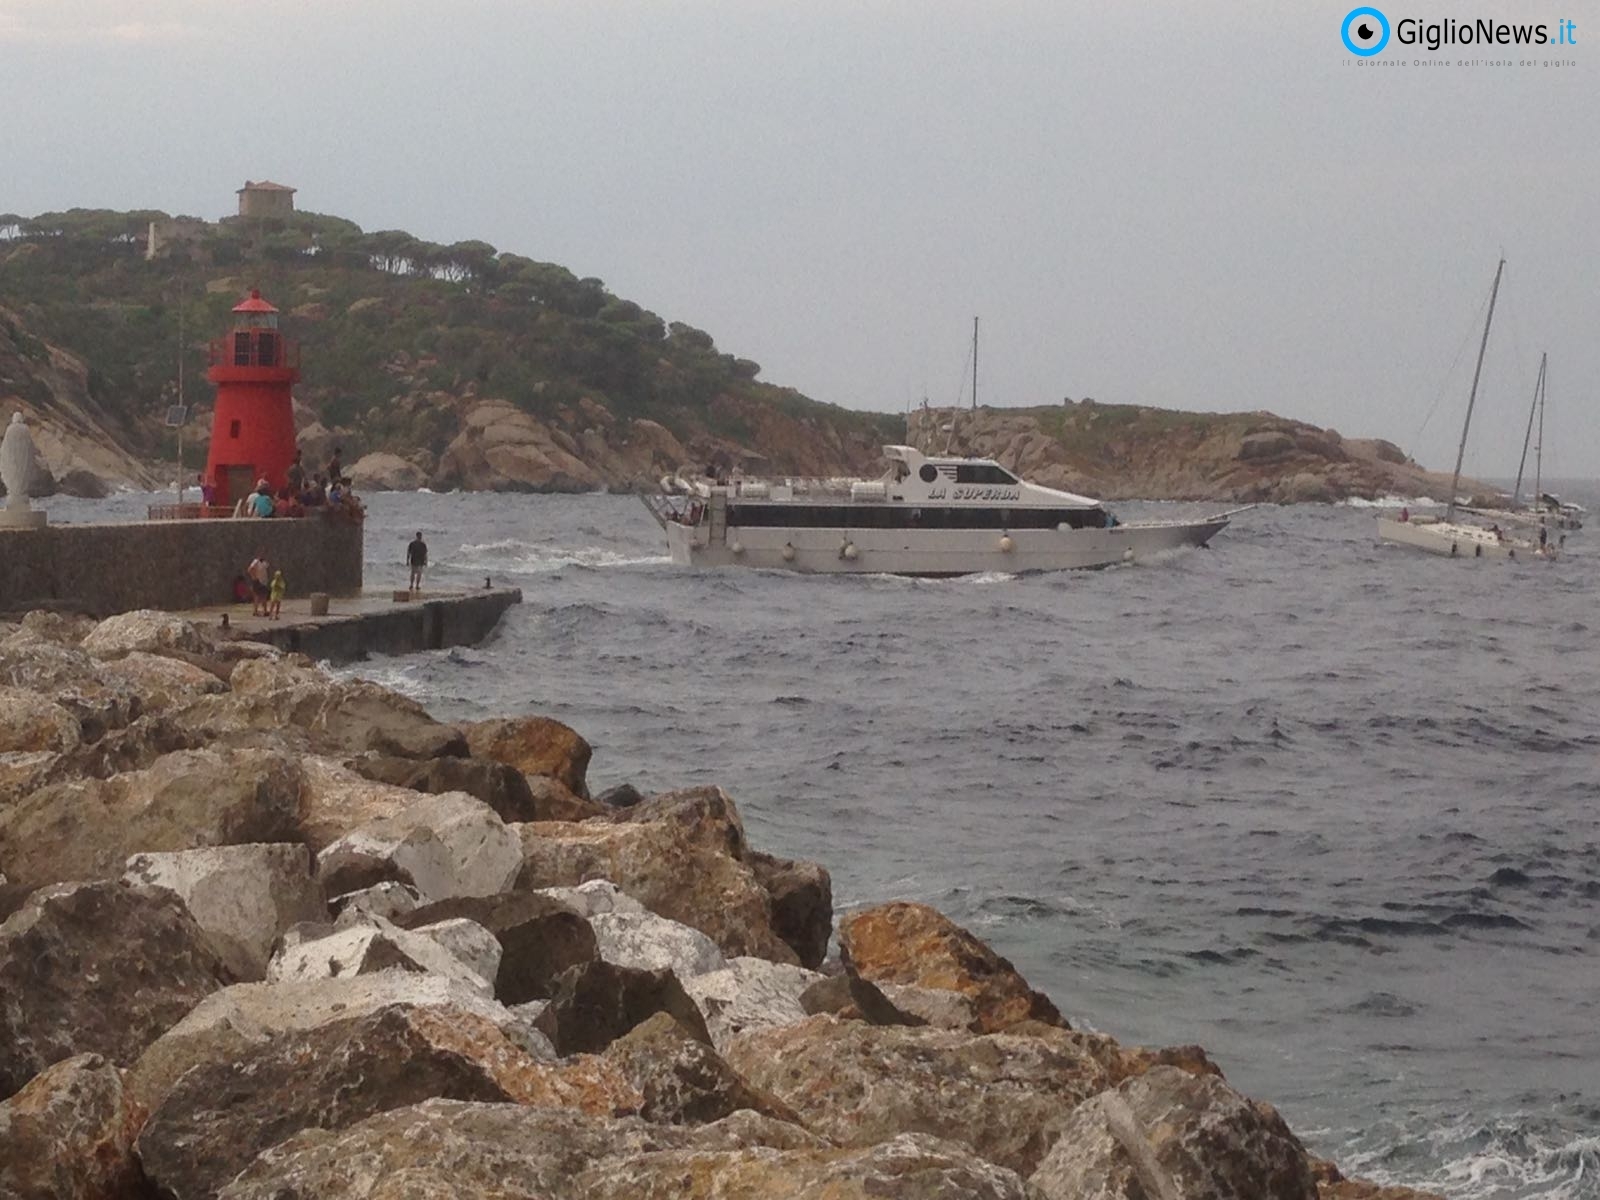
xmin=0 ymin=508 xmax=47 ymax=530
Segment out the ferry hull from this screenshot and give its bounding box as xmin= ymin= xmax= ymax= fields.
xmin=665 ymin=518 xmax=1228 ymax=575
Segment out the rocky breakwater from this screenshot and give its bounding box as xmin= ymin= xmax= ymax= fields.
xmin=1 ymin=608 xmax=1440 ymax=1199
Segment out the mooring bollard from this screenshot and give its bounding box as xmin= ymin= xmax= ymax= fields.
xmin=309 ymin=592 xmax=330 ymax=616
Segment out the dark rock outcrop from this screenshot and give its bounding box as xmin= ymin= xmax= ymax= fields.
xmin=395 ymin=891 xmax=599 ymax=1004
xmin=536 ymin=959 xmax=713 ymax=1055
xmin=0 ymin=880 xmax=235 ymax=1098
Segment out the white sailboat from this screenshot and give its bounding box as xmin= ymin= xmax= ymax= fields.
xmin=1462 ymin=353 xmax=1581 ymax=535
xmin=1377 ymin=259 xmax=1556 ymax=561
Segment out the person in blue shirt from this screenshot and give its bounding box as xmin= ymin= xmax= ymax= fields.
xmin=249 ymin=480 xmax=275 ymax=518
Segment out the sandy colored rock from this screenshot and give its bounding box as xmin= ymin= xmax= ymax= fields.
xmin=124 ymin=842 xmax=324 ymax=980
xmin=127 ymin=971 xmax=555 ymax=1112
xmin=80 ymin=609 xmax=206 ymax=659
xmin=682 ymin=956 xmax=823 ymax=1052
xmin=590 ymin=908 xmax=727 ymax=978
xmin=316 ymin=791 xmax=521 ymax=904
xmin=0 ymin=629 xmax=144 ymax=738
xmin=412 ymin=917 xmax=504 ymax=986
xmin=516 ymin=787 xmax=796 ymax=964
xmin=434 ymin=399 xmax=607 ymax=494
xmin=461 ymin=713 xmax=593 ymax=796
xmin=353 ymin=752 xmax=546 ymax=822
xmin=601 ymin=1012 xmax=800 ymax=1127
xmin=349 ymin=451 xmax=427 ymax=491
xmin=727 ymin=1015 xmax=1120 ymax=1175
xmin=298 ymin=756 xmax=420 ymax=851
xmin=136 ymin=1005 xmax=632 ymax=1200
xmin=0 ymin=1053 xmax=145 ymax=1200
xmin=216 ymin=1099 xmax=820 ymax=1200
xmin=98 ymin=650 xmax=226 ymax=713
xmin=0 ymin=746 xmax=303 ymax=893
xmin=839 ymin=901 xmax=1066 ymax=1032
xmin=0 ymin=683 xmax=80 ymax=754
xmin=577 ymin=1132 xmax=1033 ymax=1200
xmin=0 ymin=880 xmax=236 ymax=1098
xmin=1028 ymin=1065 xmax=1317 ymax=1200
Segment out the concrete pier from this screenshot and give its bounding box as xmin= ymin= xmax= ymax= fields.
xmin=179 ymin=587 xmax=522 ymax=663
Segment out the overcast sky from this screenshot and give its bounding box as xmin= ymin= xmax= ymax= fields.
xmin=5 ymin=0 xmax=1596 ymax=476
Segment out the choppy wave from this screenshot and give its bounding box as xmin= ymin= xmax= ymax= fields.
xmin=1340 ymin=495 xmax=1442 ymax=508
xmin=1339 ymin=1114 xmax=1600 ymax=1200
xmin=448 ymin=538 xmax=670 ymax=574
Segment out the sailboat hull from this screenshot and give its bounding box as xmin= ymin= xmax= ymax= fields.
xmin=1377 ymin=517 xmax=1551 ymax=560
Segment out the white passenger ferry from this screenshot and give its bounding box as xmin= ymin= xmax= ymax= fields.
xmin=643 ymin=445 xmax=1233 ymax=576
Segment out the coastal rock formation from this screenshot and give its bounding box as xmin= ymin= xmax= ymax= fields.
xmin=1027 ymin=1065 xmax=1318 ymax=1200
xmin=726 ymin=1016 xmax=1116 ymax=1175
xmin=909 ymin=403 xmax=1485 ymax=504
xmin=0 ymin=605 xmax=1445 ymax=1198
xmin=348 ymin=450 xmax=427 ymax=491
xmin=0 ymin=1053 xmax=145 ymax=1200
xmin=0 ymin=879 xmax=235 ymax=1097
xmin=80 ymin=608 xmax=208 ymax=659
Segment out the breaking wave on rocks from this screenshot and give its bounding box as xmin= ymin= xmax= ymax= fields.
xmin=446 ymin=538 xmax=670 ymax=576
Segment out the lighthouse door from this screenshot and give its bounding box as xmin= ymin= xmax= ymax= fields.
xmin=221 ymin=464 xmax=256 ymax=510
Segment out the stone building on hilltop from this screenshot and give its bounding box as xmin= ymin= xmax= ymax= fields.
xmin=237 ymin=180 xmax=296 ymax=219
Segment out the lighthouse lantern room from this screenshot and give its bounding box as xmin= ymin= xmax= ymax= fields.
xmin=203 ymin=289 xmax=301 ymax=510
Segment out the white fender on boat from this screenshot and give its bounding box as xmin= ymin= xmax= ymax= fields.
xmin=781 ymin=543 xmax=796 ymax=562
xmin=998 ymin=534 xmax=1015 ymax=553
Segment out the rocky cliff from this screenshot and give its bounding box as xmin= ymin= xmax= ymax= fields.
xmin=0 ymin=306 xmax=159 ymax=496
xmin=909 ymin=403 xmax=1480 ymax=504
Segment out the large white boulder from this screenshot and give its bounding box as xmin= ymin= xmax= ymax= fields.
xmin=316 ymin=792 xmax=521 ymax=904
xmin=682 ymin=955 xmax=824 ymax=1053
xmin=590 ymin=909 xmax=727 ymax=980
xmin=268 ymin=917 xmax=496 ymax=997
xmin=124 ymin=843 xmax=325 ymax=981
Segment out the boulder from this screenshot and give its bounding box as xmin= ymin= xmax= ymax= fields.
xmin=316 ymin=792 xmax=521 ymax=904
xmin=461 ymin=714 xmax=592 ymax=796
xmin=269 ymin=916 xmax=498 ymax=995
xmin=124 ymin=842 xmax=324 ymax=980
xmin=331 ymin=880 xmax=422 ymax=923
xmin=726 ymin=1015 xmax=1117 ymax=1176
xmin=526 ymin=773 xmax=610 ymax=820
xmin=601 ymin=1012 xmax=799 ymax=1127
xmin=536 ymin=877 xmax=649 ymax=917
xmin=682 ymin=956 xmax=823 ymax=1052
xmin=351 ymin=752 xmax=547 ymax=822
xmin=298 ymin=756 xmax=419 ymax=851
xmin=136 ymin=1005 xmax=619 ymax=1200
xmin=413 ymin=917 xmax=504 ymax=985
xmin=747 ymin=849 xmax=833 ymax=968
xmin=0 ymin=880 xmax=235 ymax=1098
xmin=839 ymin=901 xmax=1066 ymax=1032
xmin=216 ymin=1099 xmax=811 ymax=1200
xmin=799 ymin=972 xmax=927 ymax=1027
xmin=127 ymin=972 xmax=555 ymax=1112
xmin=49 ymin=713 xmax=203 ymax=785
xmin=1028 ymin=1066 xmax=1318 ymax=1200
xmin=0 ymin=746 xmax=304 ymax=893
xmin=536 ymin=959 xmax=712 ymax=1055
xmin=395 ymin=891 xmax=599 ymax=1004
xmin=1311 ymin=1159 xmax=1448 ymax=1200
xmin=575 ymin=1132 xmax=1033 ymax=1200
xmin=597 ymin=782 xmax=645 ymax=808
xmin=16 ymin=609 xmax=96 ymax=645
xmin=0 ymin=1053 xmax=145 ymax=1200
xmin=349 ymin=451 xmax=427 ymax=491
xmin=433 ymin=399 xmax=607 ymax=495
xmin=80 ymin=609 xmax=206 ymax=659
xmin=0 ymin=629 xmax=143 ymax=738
xmin=179 ymin=657 xmax=468 ymax=761
xmin=590 ymin=909 xmax=728 ymax=979
xmin=0 ymin=683 xmax=80 ymax=754
xmin=516 ymin=787 xmax=796 ymax=964
xmin=98 ymin=651 xmax=226 ymax=713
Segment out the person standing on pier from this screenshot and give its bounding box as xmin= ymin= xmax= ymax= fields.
xmin=247 ymin=551 xmax=271 ymax=617
xmin=407 ymin=531 xmax=428 ymax=593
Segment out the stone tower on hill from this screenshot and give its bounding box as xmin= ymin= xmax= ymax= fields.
xmin=237 ymin=180 xmax=296 ymax=219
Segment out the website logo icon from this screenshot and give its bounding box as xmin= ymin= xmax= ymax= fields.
xmin=1342 ymin=6 xmax=1392 ymax=55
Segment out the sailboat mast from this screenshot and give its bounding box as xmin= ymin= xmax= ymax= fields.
xmin=1446 ymin=258 xmax=1505 ymax=523
xmin=1534 ymin=351 xmax=1545 ymax=503
xmin=971 ymin=317 xmax=978 ymax=411
xmin=1511 ymin=351 xmax=1546 ymax=507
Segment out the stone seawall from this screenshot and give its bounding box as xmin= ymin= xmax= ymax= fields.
xmin=232 ymin=589 xmax=522 ymax=663
xmin=0 ymin=516 xmax=363 ymax=617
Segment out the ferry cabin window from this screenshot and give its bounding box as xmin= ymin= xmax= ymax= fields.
xmin=726 ymin=504 xmax=1108 ymax=529
xmin=953 ymin=464 xmax=1017 ymax=485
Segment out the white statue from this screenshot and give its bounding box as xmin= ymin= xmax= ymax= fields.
xmin=0 ymin=413 xmax=46 ymax=527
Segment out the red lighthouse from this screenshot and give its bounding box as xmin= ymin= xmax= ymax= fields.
xmin=204 ymin=289 xmax=300 ymax=509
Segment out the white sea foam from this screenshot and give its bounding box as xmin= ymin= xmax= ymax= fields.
xmin=1339 ymin=495 xmax=1442 ymax=508
xmin=1339 ymin=1114 xmax=1600 ymax=1200
xmin=449 ymin=539 xmax=669 ymax=575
